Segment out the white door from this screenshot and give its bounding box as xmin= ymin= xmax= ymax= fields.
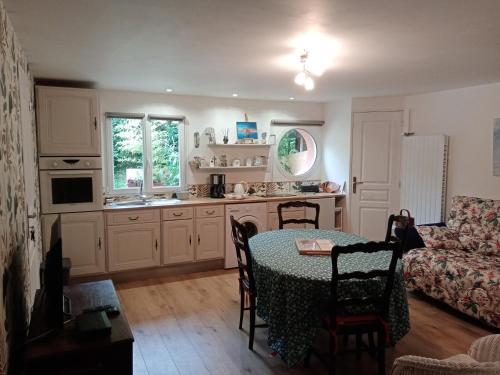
xmin=351 ymin=111 xmax=402 ymax=240
xmin=58 ymin=212 xmax=105 ymax=276
xmin=36 ymin=86 xmax=99 ymax=156
xmin=196 ymin=217 xmax=224 ymax=260
xmin=107 ymin=223 xmax=161 ymax=271
xmin=162 ymin=219 xmax=195 ymax=265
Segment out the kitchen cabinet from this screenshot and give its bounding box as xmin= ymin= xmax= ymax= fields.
xmin=161 ymin=205 xmax=224 ymax=265
xmin=107 ymin=222 xmax=161 ymax=272
xmin=163 ymin=219 xmax=195 ymax=265
xmin=36 ymin=86 xmax=100 ymax=156
xmin=306 ymin=197 xmax=335 ymax=229
xmin=42 ymin=212 xmax=105 ymax=276
xmin=195 ymin=216 xmax=224 ymax=260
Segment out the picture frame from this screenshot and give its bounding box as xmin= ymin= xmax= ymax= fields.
xmin=236 ymin=121 xmax=258 ymax=140
xmin=494 ymin=119 xmax=500 ymax=176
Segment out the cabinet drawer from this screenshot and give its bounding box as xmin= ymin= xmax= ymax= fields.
xmin=195 ymin=205 xmax=224 ymax=218
xmin=267 ymin=201 xmax=306 ymax=213
xmin=106 ymin=209 xmax=160 ymax=225
xmin=162 ymin=207 xmax=194 ymax=221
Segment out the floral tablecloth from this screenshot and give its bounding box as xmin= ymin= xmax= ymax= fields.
xmin=248 ymin=229 xmax=410 ymax=367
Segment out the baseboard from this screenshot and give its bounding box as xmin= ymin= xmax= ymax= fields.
xmin=69 ymin=259 xmax=226 ymax=284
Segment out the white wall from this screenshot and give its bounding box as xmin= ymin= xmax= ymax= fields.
xmin=98 ymin=90 xmax=324 ymax=186
xmin=405 ymin=83 xmax=500 ymax=210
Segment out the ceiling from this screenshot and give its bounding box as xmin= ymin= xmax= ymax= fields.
xmin=5 ymin=0 xmax=500 ymax=102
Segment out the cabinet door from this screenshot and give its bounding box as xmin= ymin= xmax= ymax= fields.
xmin=267 ymin=211 xmax=306 ymax=231
xmin=162 ymin=220 xmax=194 ymax=265
xmin=60 ymin=212 xmax=105 ymax=276
xmin=195 ymin=217 xmax=224 ymax=260
xmin=306 ymin=198 xmax=335 ymax=230
xmin=107 ymin=223 xmax=160 ymax=271
xmin=37 ymin=86 xmax=99 ymax=156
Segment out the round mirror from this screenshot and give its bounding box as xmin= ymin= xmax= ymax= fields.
xmin=277 ymin=129 xmax=317 ymax=176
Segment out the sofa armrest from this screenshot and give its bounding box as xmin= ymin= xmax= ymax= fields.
xmin=468 ymin=335 xmax=500 ymax=363
xmin=392 ymin=355 xmax=499 ymax=375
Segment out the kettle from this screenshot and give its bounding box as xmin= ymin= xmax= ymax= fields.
xmin=233 ymin=181 xmax=248 ymax=195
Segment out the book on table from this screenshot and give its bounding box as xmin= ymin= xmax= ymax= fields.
xmin=295 ymin=238 xmax=335 ymax=255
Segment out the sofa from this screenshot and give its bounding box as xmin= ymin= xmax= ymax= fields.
xmin=403 ymin=196 xmax=500 ymax=328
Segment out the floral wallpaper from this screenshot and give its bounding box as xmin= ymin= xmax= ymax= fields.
xmin=0 ymin=1 xmax=40 ymax=373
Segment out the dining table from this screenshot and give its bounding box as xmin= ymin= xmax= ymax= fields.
xmin=248 ymin=229 xmax=410 ymax=367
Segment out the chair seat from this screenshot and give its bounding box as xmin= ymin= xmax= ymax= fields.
xmin=323 ymin=314 xmax=390 ymax=336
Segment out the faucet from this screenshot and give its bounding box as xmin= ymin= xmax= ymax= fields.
xmin=138 ymin=181 xmax=149 ymax=201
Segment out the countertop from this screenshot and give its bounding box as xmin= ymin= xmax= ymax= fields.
xmin=103 ymin=192 xmax=345 ymax=211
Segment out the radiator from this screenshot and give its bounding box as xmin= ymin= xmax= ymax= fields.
xmin=400 ymin=135 xmax=448 ymax=225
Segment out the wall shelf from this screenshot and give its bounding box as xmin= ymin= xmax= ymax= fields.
xmin=196 ymin=165 xmax=268 ymax=171
xmin=207 ymin=143 xmax=272 ymax=148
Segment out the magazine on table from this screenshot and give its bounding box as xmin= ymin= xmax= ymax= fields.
xmin=295 ymin=238 xmax=335 ymax=255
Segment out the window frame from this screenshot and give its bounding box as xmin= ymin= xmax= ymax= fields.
xmin=105 ymin=113 xmax=186 ymax=195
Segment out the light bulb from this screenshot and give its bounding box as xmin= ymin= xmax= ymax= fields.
xmin=294 ymin=71 xmax=306 ymax=85
xmin=304 ymin=76 xmax=315 ymax=91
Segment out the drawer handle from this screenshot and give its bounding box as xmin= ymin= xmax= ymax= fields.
xmin=206 ymin=210 xmax=215 ymax=215
xmin=128 ymin=216 xmax=140 ymax=221
xmin=98 ymin=237 xmax=102 ymax=250
xmin=155 ymin=239 xmax=158 ymax=251
xmin=172 ymin=212 xmax=183 ymax=217
xmin=198 ymin=234 xmax=200 ymax=245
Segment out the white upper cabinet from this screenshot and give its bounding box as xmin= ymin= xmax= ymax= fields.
xmin=36 ymin=86 xmax=100 ymax=156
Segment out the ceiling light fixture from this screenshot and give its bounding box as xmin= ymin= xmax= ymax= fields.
xmin=165 ymin=88 xmax=173 ymax=92
xmin=294 ymin=50 xmax=318 ymax=91
xmin=289 ymin=97 xmax=295 ymax=100
xmin=232 ymin=93 xmax=238 ymax=97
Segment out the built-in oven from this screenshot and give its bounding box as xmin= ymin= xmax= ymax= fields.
xmin=39 ymin=157 xmax=103 ymax=214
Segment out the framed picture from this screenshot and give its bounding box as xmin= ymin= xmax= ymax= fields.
xmin=494 ymin=119 xmax=500 ymax=176
xmin=236 ymin=121 xmax=258 ymax=140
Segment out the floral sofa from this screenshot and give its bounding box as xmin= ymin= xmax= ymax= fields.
xmin=404 ymin=196 xmax=500 ymax=328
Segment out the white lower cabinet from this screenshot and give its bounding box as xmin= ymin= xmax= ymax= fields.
xmin=107 ymin=223 xmax=161 ymax=271
xmin=306 ymin=197 xmax=335 ymax=229
xmin=42 ymin=212 xmax=105 ymax=276
xmin=161 ymin=205 xmax=224 ymax=265
xmin=162 ymin=219 xmax=195 ymax=265
xmin=195 ymin=217 xmax=224 ymax=260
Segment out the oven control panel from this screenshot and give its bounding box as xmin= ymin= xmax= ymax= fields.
xmin=39 ymin=156 xmax=102 ymax=170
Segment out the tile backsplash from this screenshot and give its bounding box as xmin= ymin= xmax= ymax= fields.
xmin=187 ymin=180 xmax=321 ymax=197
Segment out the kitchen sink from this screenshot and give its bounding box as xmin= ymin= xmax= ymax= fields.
xmin=265 ymin=193 xmax=298 ymax=197
xmin=110 ymin=198 xmax=180 ymax=207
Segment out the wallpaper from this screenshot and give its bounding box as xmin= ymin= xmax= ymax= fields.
xmin=0 ymin=1 xmax=40 ymax=373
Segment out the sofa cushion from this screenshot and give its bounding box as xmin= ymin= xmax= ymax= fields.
xmin=416 ymin=225 xmax=463 ymax=250
xmin=477 ymin=240 xmax=500 ymax=256
xmin=448 ymin=196 xmax=500 ymax=237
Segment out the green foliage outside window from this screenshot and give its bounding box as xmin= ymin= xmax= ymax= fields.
xmin=111 ymin=117 xmax=181 ymax=190
xmin=278 ymin=129 xmax=307 ymax=174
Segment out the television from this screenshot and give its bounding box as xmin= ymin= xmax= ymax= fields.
xmin=28 ymin=216 xmax=70 ymax=338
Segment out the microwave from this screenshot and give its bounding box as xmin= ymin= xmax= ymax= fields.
xmin=39 ymin=157 xmax=103 ymax=214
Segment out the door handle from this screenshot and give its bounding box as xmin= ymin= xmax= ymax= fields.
xmin=352 ymin=176 xmax=364 ymax=194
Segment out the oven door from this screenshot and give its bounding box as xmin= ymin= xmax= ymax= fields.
xmin=40 ymin=169 xmax=102 ymax=214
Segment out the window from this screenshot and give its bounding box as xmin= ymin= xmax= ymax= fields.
xmin=106 ymin=113 xmax=184 ymax=193
xmin=277 ymin=128 xmax=317 ymax=177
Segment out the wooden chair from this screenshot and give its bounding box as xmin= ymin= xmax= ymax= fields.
xmin=308 ymin=241 xmax=402 ymax=375
xmin=277 ymin=201 xmax=320 ymax=229
xmin=229 ymin=216 xmax=267 ymax=350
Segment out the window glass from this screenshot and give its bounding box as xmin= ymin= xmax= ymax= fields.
xmin=111 ymin=117 xmax=144 ymax=189
xmin=277 ymin=129 xmax=317 ymax=176
xmin=151 ymin=119 xmax=181 ymax=188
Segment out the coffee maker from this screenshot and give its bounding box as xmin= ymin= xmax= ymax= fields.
xmin=210 ymin=174 xmax=225 ymax=198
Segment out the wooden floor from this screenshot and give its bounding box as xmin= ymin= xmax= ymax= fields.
xmin=116 ymin=269 xmax=493 ymax=375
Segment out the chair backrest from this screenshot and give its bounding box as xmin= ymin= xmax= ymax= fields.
xmin=330 ymin=241 xmax=402 ymax=329
xmin=277 ymin=201 xmax=320 ymax=229
xmin=230 ymin=215 xmax=256 ymax=291
xmin=385 ymin=209 xmax=414 ymax=253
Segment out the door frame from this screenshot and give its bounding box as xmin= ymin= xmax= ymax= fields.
xmin=348 ymin=110 xmax=404 ymax=235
